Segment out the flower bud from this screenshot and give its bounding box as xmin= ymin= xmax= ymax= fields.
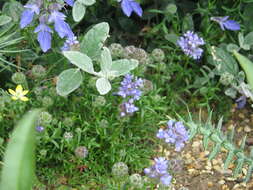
xmin=64 ymin=132 xmax=73 ymax=140
xmin=75 ymin=146 xmax=88 ymax=158
xmin=151 ymin=48 xmax=165 ymax=62
xmin=63 ymin=117 xmax=74 ymax=127
xmin=141 ymin=79 xmax=153 ymax=93
xmin=112 ymin=162 xmax=128 ymax=177
xmin=38 ymin=111 xmax=52 ymax=126
xmin=219 ymin=72 xmax=234 ymax=86
xmin=42 ymin=96 xmax=53 ymax=107
xmin=92 ymin=96 xmax=106 ymax=107
xmin=11 ymin=72 xmax=27 ymax=84
xmin=109 ymin=43 xmax=124 ymax=59
xmin=129 ymin=174 xmax=143 ymax=188
xmin=31 ymin=65 xmax=46 ymax=78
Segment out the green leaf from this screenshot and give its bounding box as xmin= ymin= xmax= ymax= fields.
xmin=244 ymin=31 xmax=253 ymax=46
xmin=78 ymin=0 xmax=96 ymax=6
xmin=56 ymin=69 xmax=83 ymax=96
xmin=0 ymin=109 xmax=41 ymax=190
xmin=100 ymin=47 xmax=112 ymax=75
xmin=109 ymin=59 xmax=138 ymax=77
xmin=96 ymin=77 xmax=111 ymax=95
xmin=73 ymin=1 xmax=86 ymax=22
xmin=210 ymin=47 xmax=239 ymax=75
xmin=2 ymin=1 xmax=23 ymax=22
xmin=0 ymin=15 xmax=12 ymax=26
xmin=63 ymin=51 xmax=94 ymax=74
xmin=80 ymin=22 xmax=110 ymax=60
xmin=233 ymin=51 xmax=253 ymax=91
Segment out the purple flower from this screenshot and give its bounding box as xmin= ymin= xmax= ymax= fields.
xmin=48 ymin=11 xmax=74 ymax=38
xmin=36 ymin=126 xmax=44 ymax=132
xmin=118 ymin=74 xmax=143 ymax=100
xmin=61 ymin=36 xmax=79 ymax=51
xmin=236 ymin=95 xmax=247 ymax=109
xmin=211 ymin=16 xmax=240 ymax=31
xmin=144 ymin=157 xmax=172 ymax=187
xmin=34 ymin=18 xmax=52 ymax=52
xmin=64 ymin=0 xmax=74 ymax=6
xmin=177 ymin=31 xmax=205 ymax=60
xmin=121 ymin=0 xmax=143 ymax=17
xmin=160 ymin=174 xmax=172 ymax=186
xmin=20 ymin=4 xmax=40 ymax=28
xmin=157 ymin=120 xmax=189 ymax=152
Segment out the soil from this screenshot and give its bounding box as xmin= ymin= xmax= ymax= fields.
xmin=158 ymin=105 xmax=253 ymax=190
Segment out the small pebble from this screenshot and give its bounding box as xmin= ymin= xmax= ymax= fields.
xmin=218 ymin=180 xmax=225 ymax=185
xmin=244 ymin=125 xmax=251 ymax=132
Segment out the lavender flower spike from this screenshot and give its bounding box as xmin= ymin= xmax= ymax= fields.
xmin=177 ymin=31 xmax=205 ymax=60
xmin=121 ymin=0 xmax=143 ymax=17
xmin=20 ymin=4 xmax=40 ymax=28
xmin=211 ymin=16 xmax=240 ymax=31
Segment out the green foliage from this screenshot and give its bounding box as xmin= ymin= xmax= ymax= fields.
xmin=233 ymin=51 xmax=253 ymax=91
xmin=0 ymin=109 xmax=41 ymax=190
xmin=72 ymin=0 xmax=96 ymax=22
xmin=56 ymin=68 xmax=83 ymax=96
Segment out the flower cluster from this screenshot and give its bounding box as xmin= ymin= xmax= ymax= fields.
xmin=211 ymin=16 xmax=240 ymax=31
xmin=118 ymin=74 xmax=143 ymax=117
xmin=177 ymin=31 xmax=205 ymax=60
xmin=144 ymin=157 xmax=172 ymax=186
xmin=20 ymin=0 xmax=78 ymax=52
xmin=157 ymin=120 xmax=189 ymax=152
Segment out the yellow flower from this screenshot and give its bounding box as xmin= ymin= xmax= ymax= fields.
xmin=8 ymin=85 xmax=29 ymax=101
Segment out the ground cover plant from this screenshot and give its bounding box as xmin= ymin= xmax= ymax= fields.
xmin=1 ymin=0 xmax=253 ymax=189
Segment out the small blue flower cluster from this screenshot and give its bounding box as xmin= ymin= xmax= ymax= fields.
xmin=20 ymin=0 xmax=78 ymax=52
xmin=177 ymin=31 xmax=205 ymax=60
xmin=144 ymin=157 xmax=172 ymax=186
xmin=118 ymin=74 xmax=143 ymax=117
xmin=157 ymin=120 xmax=189 ymax=152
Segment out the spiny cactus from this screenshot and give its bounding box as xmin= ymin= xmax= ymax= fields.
xmin=176 ymin=110 xmax=253 ymax=183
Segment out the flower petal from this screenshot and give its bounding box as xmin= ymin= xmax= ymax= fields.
xmin=11 ymin=96 xmax=18 ymax=100
xmin=16 ymin=85 xmax=23 ymax=93
xmin=22 ymin=90 xmax=29 ymax=95
xmin=130 ymin=1 xmax=143 ymax=17
xmin=37 ymin=30 xmax=52 ymax=52
xmin=20 ymin=10 xmax=34 ymax=29
xmin=224 ymin=20 xmax=240 ymax=31
xmin=20 ymin=96 xmax=29 ymax=101
xmin=121 ymin=0 xmax=133 ymax=17
xmin=8 ymin=89 xmax=16 ymax=96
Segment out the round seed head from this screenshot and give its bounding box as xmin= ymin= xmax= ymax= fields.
xmin=129 ymin=174 xmax=143 ymax=188
xmin=38 ymin=111 xmax=52 ymax=126
xmin=112 ymin=162 xmax=129 ymax=177
xmin=109 ymin=43 xmax=124 ymax=59
xmin=42 ymin=96 xmax=53 ymax=107
xmin=31 ymin=65 xmax=46 ymax=78
xmin=75 ymin=146 xmax=88 ymax=158
xmin=151 ymin=48 xmax=165 ymax=62
xmin=11 ymin=72 xmax=26 ymax=84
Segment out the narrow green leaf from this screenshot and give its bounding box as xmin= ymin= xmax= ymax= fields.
xmin=203 ymin=135 xmax=210 ymax=150
xmin=233 ymin=51 xmax=253 ymax=91
xmin=244 ymin=163 xmax=253 ymax=182
xmin=96 ymin=77 xmax=111 ymax=95
xmin=80 ymin=22 xmax=109 ymax=60
xmin=0 ymin=109 xmax=41 ymax=190
xmin=73 ymin=1 xmax=86 ymax=22
xmin=208 ymin=143 xmax=221 ymax=160
xmin=224 ymin=151 xmax=234 ymax=169
xmin=63 ymin=51 xmax=94 ymax=74
xmin=56 ymin=69 xmax=83 ymax=96
xmin=0 ymin=15 xmax=12 ymax=26
xmin=233 ymin=158 xmax=244 ymax=177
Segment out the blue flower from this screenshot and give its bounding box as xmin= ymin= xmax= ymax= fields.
xmin=236 ymin=95 xmax=247 ymax=109
xmin=64 ymin=0 xmax=74 ymax=6
xmin=121 ymin=0 xmax=143 ymax=17
xmin=211 ymin=16 xmax=240 ymax=31
xmin=61 ymin=36 xmax=79 ymax=51
xmin=34 ymin=19 xmax=52 ymax=52
xmin=36 ymin=126 xmax=44 ymax=132
xmin=20 ymin=4 xmax=40 ymax=28
xmin=157 ymin=120 xmax=189 ymax=152
xmin=144 ymin=157 xmax=172 ymax=187
xmin=48 ymin=11 xmax=74 ymax=38
xmin=177 ymin=31 xmax=205 ymax=60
